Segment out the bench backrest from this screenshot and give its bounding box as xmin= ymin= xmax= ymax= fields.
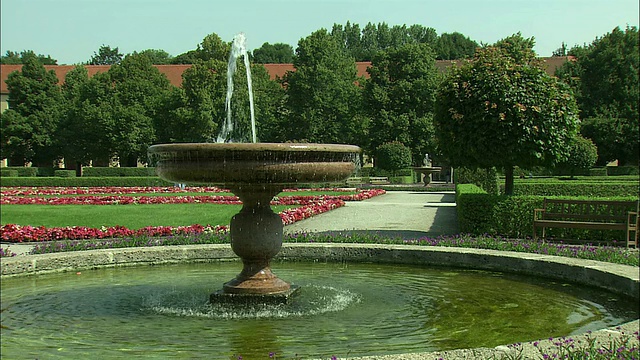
xmin=542 ymin=199 xmax=638 ymax=222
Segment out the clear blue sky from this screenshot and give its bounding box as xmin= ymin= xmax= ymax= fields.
xmin=2 ymin=0 xmax=638 ymax=65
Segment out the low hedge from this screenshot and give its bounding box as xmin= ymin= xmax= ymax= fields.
xmin=589 ymin=167 xmax=608 ymax=176
xmin=1 ymin=169 xmax=19 ymax=177
xmin=0 ymin=176 xmax=173 ymax=187
xmin=54 ymin=170 xmax=76 ymax=178
xmin=456 ymin=184 xmax=638 ymax=242
xmin=503 ymin=182 xmax=639 ymax=197
xmin=607 ymin=166 xmax=639 ymax=176
xmin=82 ymin=167 xmax=157 ymax=177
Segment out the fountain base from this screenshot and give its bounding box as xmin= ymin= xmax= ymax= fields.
xmin=210 ymin=285 xmax=301 ymax=305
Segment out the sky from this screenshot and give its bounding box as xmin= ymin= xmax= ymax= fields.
xmin=1 ymin=0 xmax=639 ymax=65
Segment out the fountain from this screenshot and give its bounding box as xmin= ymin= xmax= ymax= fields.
xmin=149 ymin=32 xmax=361 ymax=302
xmin=412 ymin=153 xmax=442 ymax=186
xmin=148 ymin=142 xmax=360 ymax=303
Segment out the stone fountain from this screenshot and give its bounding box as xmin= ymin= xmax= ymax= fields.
xmin=412 ymin=153 xmax=442 ymax=186
xmin=148 ymin=142 xmax=360 ymax=303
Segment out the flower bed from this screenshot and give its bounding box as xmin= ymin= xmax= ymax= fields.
xmin=0 ymin=187 xmax=386 ymax=243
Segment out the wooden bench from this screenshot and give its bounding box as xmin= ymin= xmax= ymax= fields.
xmin=369 ymin=176 xmax=389 ymax=185
xmin=533 ymin=198 xmax=638 ymax=247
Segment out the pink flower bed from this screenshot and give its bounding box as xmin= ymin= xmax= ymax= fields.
xmin=0 ymin=187 xmax=385 ymax=243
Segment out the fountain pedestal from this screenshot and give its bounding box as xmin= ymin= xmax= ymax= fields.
xmin=148 ymin=143 xmax=360 ymax=303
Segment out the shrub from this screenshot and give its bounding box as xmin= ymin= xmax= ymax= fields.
xmin=82 ymin=167 xmax=157 ymax=177
xmin=553 ymin=135 xmax=598 ymax=177
xmin=375 ymin=142 xmax=412 ymax=176
xmin=54 ymin=170 xmax=76 ymax=177
xmin=454 ymin=167 xmax=499 ymax=195
xmin=505 ymin=182 xmax=638 ymax=197
xmin=0 ymin=169 xmax=19 ymax=177
xmin=456 ymin=183 xmax=638 ymax=241
xmin=607 ymin=165 xmax=639 ymax=176
xmin=588 ymin=167 xmax=608 ymax=176
xmin=455 ymin=184 xmax=498 ymax=234
xmin=3 ymin=167 xmax=38 ymax=177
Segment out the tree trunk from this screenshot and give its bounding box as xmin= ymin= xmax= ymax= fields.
xmin=504 ymin=165 xmax=514 ymax=195
xmin=75 ymin=162 xmax=83 ymax=177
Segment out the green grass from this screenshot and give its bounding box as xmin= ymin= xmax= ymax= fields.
xmin=0 ymin=204 xmax=294 ymax=229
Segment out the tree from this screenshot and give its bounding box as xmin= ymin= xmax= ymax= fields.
xmin=435 ymin=32 xmax=478 ymax=60
xmin=375 ymin=141 xmax=412 ymax=176
xmin=580 ymin=116 xmax=638 ymax=166
xmin=434 ymin=34 xmax=580 ymax=195
xmin=106 ymin=53 xmax=173 ymax=165
xmin=285 ymin=29 xmax=365 ymax=145
xmin=132 ymin=49 xmax=173 ymax=64
xmin=56 ymin=66 xmax=112 ymax=173
xmin=1 ymin=50 xmax=57 ymax=65
xmin=252 ymin=43 xmax=294 ymax=63
xmin=363 ymin=43 xmax=440 ymax=164
xmin=88 ymin=45 xmax=123 ymax=65
xmin=172 ymin=33 xmax=230 ymax=64
xmin=1 ymin=54 xmax=63 ymax=166
xmin=554 ymin=135 xmax=598 ymax=178
xmin=556 ymin=27 xmax=638 ymax=165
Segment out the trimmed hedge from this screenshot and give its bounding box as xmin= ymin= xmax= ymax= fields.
xmin=454 ymin=167 xmax=499 ymax=195
xmin=54 ymin=170 xmax=76 ymax=178
xmin=607 ymin=166 xmax=639 ymax=176
xmin=456 ymin=183 xmax=638 ymax=242
xmin=503 ymin=182 xmax=639 ymax=197
xmin=1 ymin=169 xmax=19 ymax=177
xmin=589 ymin=167 xmax=608 ymax=176
xmin=83 ymin=167 xmax=157 ymax=177
xmin=0 ymin=176 xmax=173 ymax=187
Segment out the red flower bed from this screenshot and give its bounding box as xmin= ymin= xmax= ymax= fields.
xmin=0 ymin=187 xmax=384 ymax=243
xmin=0 ymin=199 xmax=345 ymax=243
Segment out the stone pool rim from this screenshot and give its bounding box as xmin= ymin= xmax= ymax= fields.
xmin=2 ymin=243 xmax=638 ymax=359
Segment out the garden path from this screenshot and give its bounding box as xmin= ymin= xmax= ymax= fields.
xmin=284 ymin=190 xmax=458 ymax=239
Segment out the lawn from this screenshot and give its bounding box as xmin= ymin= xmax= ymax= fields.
xmin=0 ymin=203 xmax=294 ymax=229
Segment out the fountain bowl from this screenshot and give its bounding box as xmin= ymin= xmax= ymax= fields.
xmin=148 ymin=143 xmax=361 ymax=186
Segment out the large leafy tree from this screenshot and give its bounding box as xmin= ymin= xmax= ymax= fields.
xmin=1 ymin=50 xmax=57 ymax=65
xmin=1 ymin=54 xmax=63 ymax=166
xmin=88 ymin=45 xmax=123 ymax=65
xmin=435 ymin=32 xmax=478 ymax=60
xmin=434 ymin=34 xmax=579 ymax=195
xmin=363 ymin=42 xmax=440 ymax=164
xmin=252 ymin=43 xmax=294 ymax=64
xmin=172 ymin=33 xmax=230 ymax=64
xmin=132 ymin=49 xmax=173 ymax=64
xmin=285 ymin=29 xmax=366 ymax=145
xmin=557 ymin=26 xmax=639 ymax=165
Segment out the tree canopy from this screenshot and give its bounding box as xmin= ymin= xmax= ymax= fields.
xmin=285 ymin=29 xmax=366 ymax=145
xmin=1 ymin=50 xmax=57 ymax=65
xmin=434 ymin=34 xmax=580 ymax=194
xmin=556 ymin=26 xmax=639 ymax=166
xmin=252 ymin=43 xmax=294 ymax=64
xmin=88 ymin=45 xmax=124 ymax=65
xmin=1 ymin=54 xmax=63 ymax=166
xmin=363 ymin=42 xmax=440 ymax=164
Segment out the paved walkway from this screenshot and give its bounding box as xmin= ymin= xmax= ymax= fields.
xmin=1 ymin=190 xmax=458 ymax=256
xmin=285 ymin=190 xmax=458 ymax=239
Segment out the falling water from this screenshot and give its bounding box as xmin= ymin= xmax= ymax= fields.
xmin=217 ymin=32 xmax=256 ymax=143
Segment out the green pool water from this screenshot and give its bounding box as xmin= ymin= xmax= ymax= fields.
xmin=1 ymin=261 xmax=637 ymax=359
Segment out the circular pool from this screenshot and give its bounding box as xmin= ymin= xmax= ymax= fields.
xmin=1 ymin=245 xmax=638 ymax=359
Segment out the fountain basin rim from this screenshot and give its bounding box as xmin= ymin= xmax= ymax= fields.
xmin=1 ymin=243 xmax=637 ymax=360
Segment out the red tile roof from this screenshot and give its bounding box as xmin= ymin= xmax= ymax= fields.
xmin=1 ymin=57 xmax=572 ymax=95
